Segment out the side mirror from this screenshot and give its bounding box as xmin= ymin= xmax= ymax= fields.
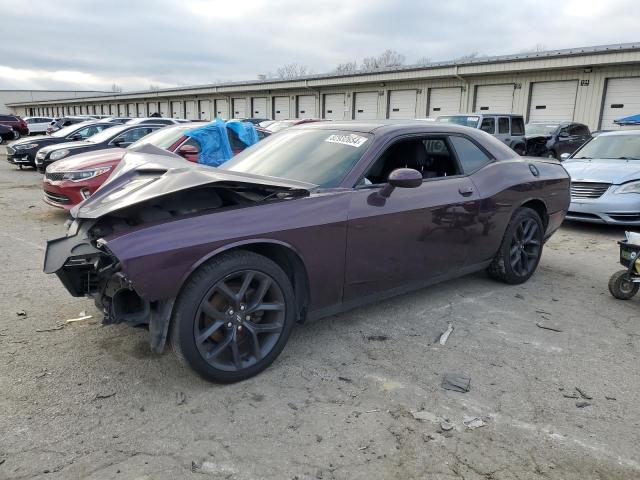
xmin=177 ymin=144 xmax=199 ymax=160
xmin=560 ymin=153 xmax=571 ymax=161
xmin=558 ymin=131 xmax=569 ymax=138
xmin=379 ymin=168 xmax=423 ymax=198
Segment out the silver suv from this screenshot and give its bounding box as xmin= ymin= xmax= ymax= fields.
xmin=436 ymin=113 xmax=526 ymax=155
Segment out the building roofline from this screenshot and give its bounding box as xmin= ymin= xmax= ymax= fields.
xmin=7 ymin=42 xmax=640 ymax=106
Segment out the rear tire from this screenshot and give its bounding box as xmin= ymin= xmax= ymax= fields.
xmin=170 ymin=251 xmax=296 ymax=383
xmin=608 ymin=270 xmax=639 ymax=300
xmin=487 ymin=207 xmax=544 ymax=285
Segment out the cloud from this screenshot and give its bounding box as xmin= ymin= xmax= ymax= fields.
xmin=0 ymin=0 xmax=637 ymax=91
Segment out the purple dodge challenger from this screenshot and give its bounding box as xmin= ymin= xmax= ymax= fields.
xmin=44 ymin=121 xmax=570 ymax=382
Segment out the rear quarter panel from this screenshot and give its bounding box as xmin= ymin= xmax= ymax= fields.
xmin=469 ymin=158 xmax=569 ymax=262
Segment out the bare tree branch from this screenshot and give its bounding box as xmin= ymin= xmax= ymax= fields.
xmin=274 ymin=63 xmax=311 ymax=79
xmin=334 ymin=61 xmax=358 ymax=74
xmin=361 ymin=49 xmax=405 ymax=71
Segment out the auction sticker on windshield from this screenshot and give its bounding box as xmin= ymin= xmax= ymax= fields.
xmin=325 ymin=133 xmax=368 ymax=147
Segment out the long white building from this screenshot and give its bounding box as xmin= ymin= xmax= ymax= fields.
xmin=6 ymin=43 xmax=640 ymax=130
xmin=1 ymin=90 xmax=108 ymax=114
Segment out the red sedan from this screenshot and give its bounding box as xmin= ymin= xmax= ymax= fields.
xmin=43 ymin=123 xmax=268 ymax=209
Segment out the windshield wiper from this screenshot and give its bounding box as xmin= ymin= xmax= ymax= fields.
xmin=573 ymin=156 xmax=591 ymax=159
xmin=611 ymin=156 xmax=640 ymax=160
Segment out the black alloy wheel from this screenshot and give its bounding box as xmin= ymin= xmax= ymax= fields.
xmin=488 ymin=207 xmax=544 ymax=284
xmin=193 ymin=269 xmax=286 ymax=371
xmin=509 ymin=217 xmax=541 ymax=277
xmin=171 ymin=251 xmax=295 ymax=383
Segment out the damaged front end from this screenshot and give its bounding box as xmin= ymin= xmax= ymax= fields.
xmin=44 ymin=218 xmax=175 ymax=352
xmin=43 ymin=144 xmax=314 ymax=353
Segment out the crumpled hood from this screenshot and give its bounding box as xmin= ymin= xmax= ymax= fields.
xmin=47 ymin=148 xmax=126 ymax=172
xmin=563 ymin=159 xmax=640 ymax=184
xmin=71 ymin=144 xmax=317 ymax=219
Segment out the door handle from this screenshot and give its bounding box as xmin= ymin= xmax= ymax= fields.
xmin=458 ymin=186 xmax=474 ymax=197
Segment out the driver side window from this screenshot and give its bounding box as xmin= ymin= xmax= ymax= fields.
xmin=361 ymin=137 xmax=461 ymax=185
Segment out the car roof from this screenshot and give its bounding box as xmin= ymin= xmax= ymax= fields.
xmin=441 ymin=113 xmax=523 ymax=117
xmin=298 ymin=119 xmax=488 ymax=134
xmin=597 ymin=129 xmax=640 ymax=137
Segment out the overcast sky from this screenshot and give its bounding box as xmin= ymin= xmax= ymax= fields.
xmin=1 ymin=0 xmax=638 ymax=92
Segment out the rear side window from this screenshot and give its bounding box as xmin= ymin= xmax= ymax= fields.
xmin=498 ymin=117 xmax=510 ymax=134
xmin=449 ymin=136 xmax=492 ymax=174
xmin=480 ymin=117 xmax=495 ymax=134
xmin=0 ymin=115 xmax=17 ymax=121
xmin=570 ymin=124 xmax=589 ymax=136
xmin=511 ymin=117 xmax=525 ymax=135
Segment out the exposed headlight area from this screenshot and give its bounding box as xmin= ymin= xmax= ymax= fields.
xmin=46 ymin=166 xmax=112 ymax=182
xmin=615 ymin=180 xmax=640 ymax=194
xmin=49 ymin=149 xmax=70 ymax=161
xmin=14 ymin=143 xmax=38 ymax=150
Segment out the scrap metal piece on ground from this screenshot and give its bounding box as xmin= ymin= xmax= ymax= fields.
xmin=575 ymin=387 xmax=593 ymax=400
xmin=463 ymin=416 xmax=486 ymax=429
xmin=438 ymin=323 xmax=454 ymax=345
xmin=442 ymin=374 xmax=471 ymax=393
xmin=536 ymin=322 xmax=563 ymax=332
xmin=576 ymin=401 xmax=591 ymax=408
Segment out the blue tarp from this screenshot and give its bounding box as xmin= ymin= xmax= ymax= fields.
xmin=226 ymin=120 xmax=259 ymax=147
xmin=184 ymin=119 xmax=233 ymax=167
xmin=183 ymin=119 xmax=259 ymax=167
xmin=614 ymin=114 xmax=640 ymax=126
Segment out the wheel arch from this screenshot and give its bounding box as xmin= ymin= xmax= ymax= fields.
xmin=179 ymin=239 xmax=311 ymax=323
xmin=519 ymin=198 xmax=548 ymax=229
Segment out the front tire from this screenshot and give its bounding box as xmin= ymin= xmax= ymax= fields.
xmin=170 ymin=251 xmax=296 ymax=383
xmin=608 ymin=270 xmax=639 ymax=300
xmin=487 ymin=207 xmax=544 ymax=285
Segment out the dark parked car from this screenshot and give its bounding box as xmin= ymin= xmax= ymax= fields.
xmin=0 ymin=124 xmax=16 ymax=144
xmin=44 ymin=121 xmax=569 ymax=382
xmin=525 ymin=122 xmax=591 ymax=159
xmin=6 ymin=121 xmax=115 ymax=168
xmin=0 ymin=114 xmax=29 ymax=138
xmin=35 ymin=123 xmax=164 ymax=171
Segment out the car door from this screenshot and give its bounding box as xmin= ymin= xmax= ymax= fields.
xmin=556 ymin=126 xmax=572 ymax=155
xmin=495 ymin=117 xmax=511 ymax=145
xmin=343 ymin=135 xmax=481 ymax=301
xmin=569 ymin=124 xmax=590 ymax=153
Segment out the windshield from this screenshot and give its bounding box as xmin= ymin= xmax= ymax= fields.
xmin=526 ymin=123 xmax=558 ymax=135
xmin=128 ymin=125 xmax=191 ymax=149
xmin=221 ymin=129 xmax=372 ymax=187
xmin=85 ymin=125 xmax=128 ymax=143
xmin=436 ymin=115 xmax=480 ymax=128
xmin=572 ymin=134 xmax=640 ymax=160
xmin=266 ymin=121 xmax=295 ymax=132
xmin=51 ymin=123 xmax=88 ymax=138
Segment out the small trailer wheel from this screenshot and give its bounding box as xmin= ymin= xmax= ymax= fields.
xmin=608 ymin=270 xmax=639 ymax=300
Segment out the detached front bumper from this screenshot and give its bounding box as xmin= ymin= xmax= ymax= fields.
xmin=566 ymin=190 xmax=640 ymax=225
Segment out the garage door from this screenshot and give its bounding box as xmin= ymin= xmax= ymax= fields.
xmin=198 ymin=100 xmax=211 ymax=120
xmin=273 ymin=96 xmax=290 ymax=119
xmin=388 ymin=90 xmax=417 ymax=119
xmin=600 ymin=77 xmax=640 ymax=130
xmin=297 ymin=95 xmax=316 ymax=118
xmin=136 ymin=103 xmax=146 ymax=117
xmin=428 ymin=87 xmax=461 ymax=117
xmin=354 ymin=92 xmax=378 ymax=119
xmin=528 ymin=80 xmax=578 ymax=122
xmin=215 ymin=99 xmax=229 ymax=119
xmin=159 ymin=102 xmax=169 ymax=117
xmin=185 ymin=100 xmax=196 ymax=119
xmin=171 ymin=101 xmax=184 ymax=119
xmin=252 ymin=97 xmax=267 ymax=118
xmin=147 ymin=102 xmax=158 ymax=116
xmin=474 ymin=84 xmax=514 ymax=113
xmin=232 ymin=98 xmax=246 ymax=118
xmin=323 ymin=94 xmax=345 ymax=120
